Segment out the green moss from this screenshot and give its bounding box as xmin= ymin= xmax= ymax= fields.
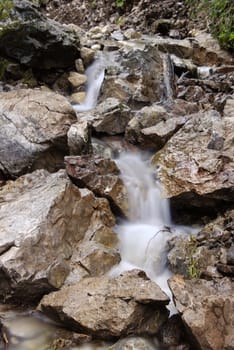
xmin=186 ymin=0 xmax=234 ymax=51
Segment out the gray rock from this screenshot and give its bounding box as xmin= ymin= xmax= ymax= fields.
xmin=0 ymin=88 xmax=76 ymax=178
xmin=0 ymin=169 xmax=117 ymax=302
xmin=152 ymin=110 xmax=234 ymax=206
xmin=111 ymin=336 xmax=158 ymax=350
xmin=79 ymin=98 xmax=132 ymax=135
xmin=168 ymin=210 xmax=234 ymax=279
xmin=67 ymin=120 xmax=92 ymax=155
xmin=39 ymin=269 xmax=169 ymax=339
xmin=0 ymin=0 xmax=80 ymax=69
xmin=169 ymin=275 xmax=234 ymax=350
xmin=65 ymin=155 xmax=129 ymax=217
xmin=100 ymin=45 xmax=164 ymax=107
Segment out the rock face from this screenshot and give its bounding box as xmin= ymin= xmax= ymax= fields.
xmin=0 ymin=169 xmax=118 ymax=302
xmin=0 ymin=0 xmax=80 ymax=69
xmin=39 ymin=269 xmax=169 ymax=339
xmin=65 ymin=155 xmax=129 ymax=217
xmin=100 ymin=46 xmax=164 ymax=107
xmin=77 ymin=98 xmax=132 ymax=135
xmin=169 ymin=275 xmax=234 ymax=350
xmin=0 ymin=88 xmax=76 ymax=178
xmin=168 ymin=209 xmax=234 ymax=279
xmin=152 ymin=110 xmax=234 ymax=208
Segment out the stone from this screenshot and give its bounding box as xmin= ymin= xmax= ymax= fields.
xmin=0 ymin=0 xmax=80 ymax=69
xmin=0 ymin=88 xmax=76 ymax=178
xmin=75 ymin=58 xmax=85 ymax=73
xmin=65 ymin=241 xmax=120 ymax=284
xmin=169 ymin=275 xmax=234 ymax=350
xmin=100 ymin=45 xmax=164 ymax=107
xmin=39 ymin=269 xmax=169 ymax=339
xmin=168 ymin=210 xmax=234 ymax=278
xmin=152 ymin=110 xmax=234 ymax=207
xmin=223 ymin=96 xmax=234 ymax=118
xmin=67 ymin=120 xmax=92 ymax=155
xmin=71 ymin=91 xmax=86 ymax=104
xmin=111 ymin=336 xmax=157 ymax=350
xmin=65 ymin=155 xmax=129 ymax=217
xmin=0 ymin=169 xmax=116 ymax=302
xmin=79 ymin=98 xmax=132 ymax=135
xmin=80 ymin=47 xmax=95 ymax=67
xmin=68 ymin=72 xmax=87 ymax=88
xmin=125 ymin=105 xmax=169 ymax=148
xmin=192 ymin=32 xmax=234 ymax=66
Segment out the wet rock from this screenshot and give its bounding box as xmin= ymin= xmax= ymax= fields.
xmin=0 ymin=88 xmax=76 ymax=178
xmin=65 ymin=241 xmax=120 ymax=284
xmin=68 ymin=72 xmax=87 ymax=88
xmin=125 ymin=105 xmax=168 ymax=148
xmin=80 ymin=47 xmax=95 ymax=67
xmin=79 ymin=98 xmax=132 ymax=135
xmin=67 ymin=120 xmax=92 ymax=155
xmin=0 ymin=0 xmax=80 ymax=69
xmin=169 ymin=275 xmax=234 ymax=350
xmin=1 ymin=314 xmax=55 ymax=350
xmin=192 ymin=32 xmax=234 ymax=66
xmin=111 ymin=336 xmax=157 ymax=350
xmin=100 ymin=45 xmax=164 ymax=107
xmin=0 ymin=169 xmax=116 ymax=302
xmin=65 ymin=155 xmax=129 ymax=217
xmin=152 ymin=110 xmax=234 ymax=208
xmin=39 ymin=269 xmax=169 ymax=339
xmin=168 ymin=210 xmax=234 ymax=278
xmin=158 ymin=314 xmax=189 ymax=348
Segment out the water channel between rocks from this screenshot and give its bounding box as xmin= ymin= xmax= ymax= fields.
xmin=1 ymin=53 xmax=200 ymax=350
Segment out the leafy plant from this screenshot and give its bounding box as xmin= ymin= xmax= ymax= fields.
xmin=186 ymin=0 xmax=234 ymax=51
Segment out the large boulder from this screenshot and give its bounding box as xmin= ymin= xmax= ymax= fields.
xmin=169 ymin=275 xmax=234 ymax=350
xmin=39 ymin=269 xmax=169 ymax=339
xmin=76 ymin=98 xmax=132 ymax=135
xmin=0 ymin=169 xmax=118 ymax=302
xmin=0 ymin=88 xmax=76 ymax=178
xmin=65 ymin=155 xmax=129 ymax=217
xmin=100 ymin=45 xmax=164 ymax=107
xmin=152 ymin=110 xmax=234 ymax=209
xmin=0 ymin=0 xmax=80 ymax=69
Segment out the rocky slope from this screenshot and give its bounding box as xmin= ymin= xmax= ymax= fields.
xmin=0 ymin=0 xmax=233 ymax=349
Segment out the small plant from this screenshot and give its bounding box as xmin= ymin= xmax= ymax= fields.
xmin=186 ymin=0 xmax=234 ymax=51
xmin=115 ymin=0 xmax=126 ymax=9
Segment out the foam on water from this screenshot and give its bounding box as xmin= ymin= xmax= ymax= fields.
xmin=109 ymin=153 xmax=198 ymax=313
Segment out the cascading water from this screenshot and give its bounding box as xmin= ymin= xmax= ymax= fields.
xmin=109 ymin=153 xmax=193 ymax=313
xmin=73 ymin=51 xmax=113 ymax=113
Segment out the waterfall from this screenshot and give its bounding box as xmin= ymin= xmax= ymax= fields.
xmin=73 ymin=56 xmax=105 ymax=113
xmin=109 ymin=153 xmax=192 ymax=313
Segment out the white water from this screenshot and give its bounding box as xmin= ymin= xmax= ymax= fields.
xmin=73 ymin=54 xmax=106 ymax=113
xmin=109 ymin=153 xmax=197 ymax=313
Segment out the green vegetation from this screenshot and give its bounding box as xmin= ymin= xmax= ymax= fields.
xmin=115 ymin=0 xmax=126 ymax=8
xmin=0 ymin=0 xmax=13 ymax=21
xmin=186 ymin=0 xmax=234 ymax=51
